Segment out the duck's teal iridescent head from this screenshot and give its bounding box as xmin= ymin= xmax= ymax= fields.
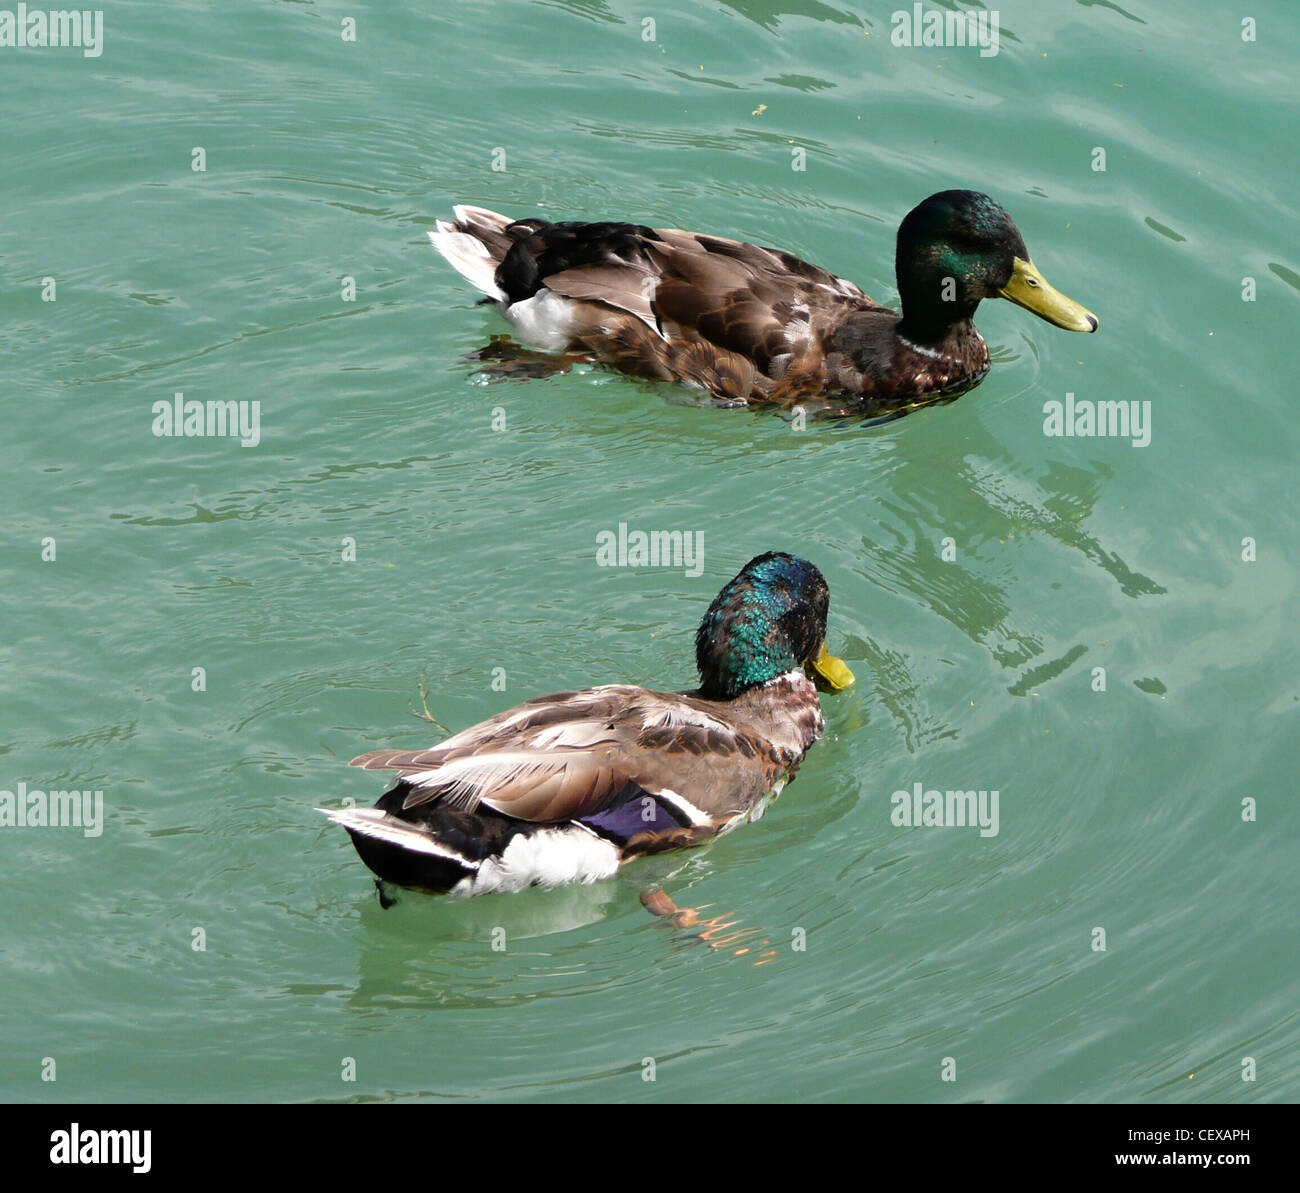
xmin=695 ymin=552 xmax=854 ymax=700
xmin=895 ymin=190 xmax=1098 ymax=344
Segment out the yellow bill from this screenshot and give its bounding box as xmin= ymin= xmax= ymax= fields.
xmin=810 ymin=642 xmax=855 ymax=691
xmin=999 ymin=257 xmax=1098 ymax=333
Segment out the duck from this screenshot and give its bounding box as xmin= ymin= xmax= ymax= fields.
xmin=320 ymin=552 xmax=855 ymax=902
xmin=429 ymin=189 xmax=1097 ymax=412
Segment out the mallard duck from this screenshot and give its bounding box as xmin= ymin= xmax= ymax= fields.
xmin=430 ymin=189 xmax=1097 ymax=411
xmin=320 ymin=553 xmax=854 ymax=901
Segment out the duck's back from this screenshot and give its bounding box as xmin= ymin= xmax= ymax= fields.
xmin=431 ymin=207 xmax=891 ymax=405
xmin=323 ymin=676 xmax=825 ymax=896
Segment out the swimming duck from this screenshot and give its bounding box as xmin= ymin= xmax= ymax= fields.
xmin=320 ymin=553 xmax=854 ymax=901
xmin=430 ymin=189 xmax=1097 ymax=411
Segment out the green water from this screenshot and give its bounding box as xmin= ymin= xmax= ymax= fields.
xmin=2 ymin=0 xmax=1296 ymax=1104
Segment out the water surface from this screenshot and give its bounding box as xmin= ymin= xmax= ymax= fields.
xmin=1 ymin=0 xmax=1296 ymax=1103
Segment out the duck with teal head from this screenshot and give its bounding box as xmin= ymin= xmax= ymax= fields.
xmin=430 ymin=189 xmax=1097 ymax=415
xmin=320 ymin=553 xmax=854 ymax=902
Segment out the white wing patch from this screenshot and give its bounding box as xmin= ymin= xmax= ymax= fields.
xmin=528 ymin=721 xmax=616 ymax=751
xmin=717 ymin=778 xmax=787 ymax=835
xmin=784 ymin=304 xmax=813 ymax=348
xmin=400 ymin=750 xmax=583 ymax=807
xmin=650 ymin=788 xmax=712 ymax=827
xmin=638 ymin=704 xmax=735 ymax=734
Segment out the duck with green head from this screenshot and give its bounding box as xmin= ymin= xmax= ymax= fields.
xmin=320 ymin=553 xmax=854 ymax=902
xmin=431 ymin=189 xmax=1097 ymax=412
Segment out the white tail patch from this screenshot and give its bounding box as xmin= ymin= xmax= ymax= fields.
xmin=452 ymin=204 xmax=512 ymax=233
xmin=317 ymin=807 xmax=479 ymax=869
xmin=503 ymin=288 xmax=579 ymax=351
xmin=450 ymin=826 xmax=620 ymax=896
xmin=428 ymin=226 xmax=507 ymax=302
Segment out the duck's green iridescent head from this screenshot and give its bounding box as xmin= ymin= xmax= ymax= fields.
xmin=895 ymin=190 xmax=1098 ymax=344
xmin=694 ymin=552 xmax=854 ymax=700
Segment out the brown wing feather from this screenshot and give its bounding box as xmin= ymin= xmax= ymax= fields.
xmin=349 ymin=685 xmax=797 ymax=825
xmin=440 ymin=211 xmax=982 ymax=408
xmin=530 ymin=226 xmax=878 ymax=402
xmin=543 ymin=266 xmax=662 ymax=337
